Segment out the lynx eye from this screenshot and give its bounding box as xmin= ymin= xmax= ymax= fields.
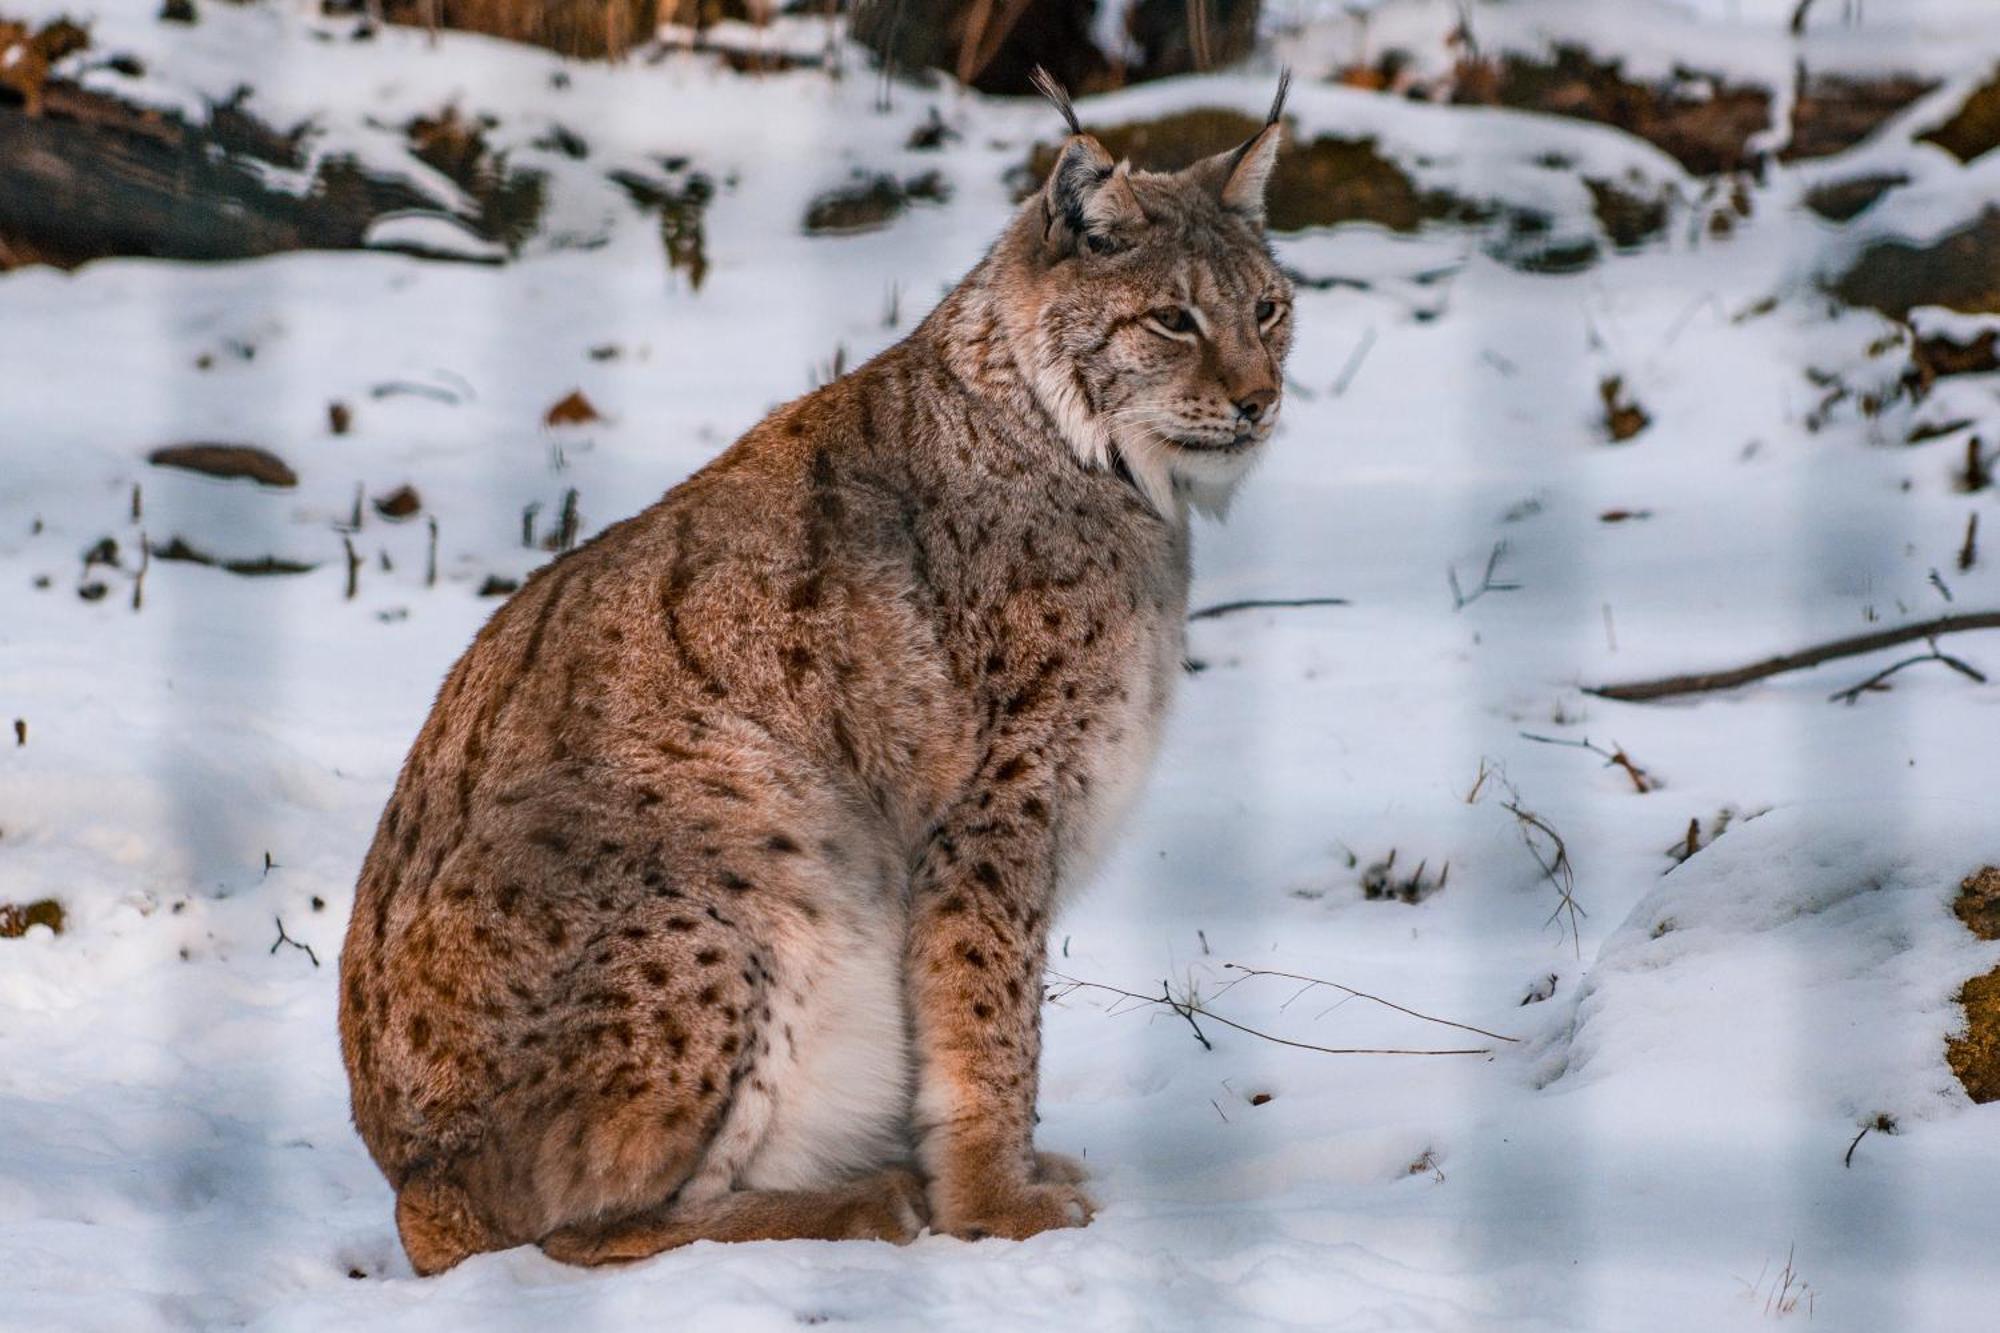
xmin=1147 ymin=306 xmax=1197 ymax=337
xmin=1255 ymin=298 xmax=1283 ymax=325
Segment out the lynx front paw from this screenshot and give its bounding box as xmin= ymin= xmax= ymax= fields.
xmin=931 ymin=1178 xmax=1095 ymax=1241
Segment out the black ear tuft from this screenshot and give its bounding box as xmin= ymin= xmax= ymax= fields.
xmin=1030 ymin=65 xmax=1084 ymax=139
xmin=1265 ymin=67 xmax=1292 ymax=131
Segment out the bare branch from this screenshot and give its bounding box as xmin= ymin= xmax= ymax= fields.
xmin=1587 ymin=611 xmax=2000 ymax=702
xmin=1829 ymin=644 xmax=1987 ymax=704
xmin=1218 ymin=965 xmax=1519 ymax=1043
xmin=1188 ymin=596 xmax=1350 ymax=621
xmin=1046 ymin=971 xmax=1494 ymax=1056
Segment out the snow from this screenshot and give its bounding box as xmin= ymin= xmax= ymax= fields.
xmin=3 ymin=2 xmax=1999 ymax=1330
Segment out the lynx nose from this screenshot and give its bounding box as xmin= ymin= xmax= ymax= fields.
xmin=1234 ymin=388 xmax=1277 ymax=424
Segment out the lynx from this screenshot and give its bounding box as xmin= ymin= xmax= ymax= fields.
xmin=338 ymin=72 xmax=1295 ymax=1273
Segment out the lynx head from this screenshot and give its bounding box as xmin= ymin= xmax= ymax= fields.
xmin=998 ymin=70 xmax=1295 ymax=517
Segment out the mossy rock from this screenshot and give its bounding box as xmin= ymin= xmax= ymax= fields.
xmin=1786 ymin=73 xmax=1937 ymax=161
xmin=1020 ymin=110 xmax=1483 ymax=235
xmin=1831 ymin=209 xmax=2000 ymax=319
xmin=1467 ymin=45 xmax=1770 ymax=177
xmin=1803 ymin=173 xmax=1907 ymax=224
xmin=1919 ymin=67 xmax=2000 ymax=163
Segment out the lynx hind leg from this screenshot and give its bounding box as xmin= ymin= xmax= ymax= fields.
xmin=539 ymin=1167 xmax=929 ymax=1267
xmin=1033 ymin=1150 xmax=1090 ymax=1185
xmin=396 ymin=1170 xmax=504 ymax=1277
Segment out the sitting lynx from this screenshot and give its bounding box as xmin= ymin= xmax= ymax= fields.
xmin=339 ymin=72 xmax=1294 ymax=1273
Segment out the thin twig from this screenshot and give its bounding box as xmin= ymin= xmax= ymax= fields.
xmin=1828 ymin=644 xmax=1986 ymax=704
xmin=271 ymin=915 xmax=319 ymax=967
xmin=1449 ymin=541 xmax=1520 ymax=611
xmin=1518 ymin=731 xmax=1656 ymax=793
xmin=1188 ymin=596 xmax=1350 ymax=621
xmin=1587 ymin=611 xmax=2000 ymax=701
xmin=1216 ymin=965 xmax=1519 ymax=1043
xmin=1045 ymin=971 xmax=1493 ymax=1056
xmin=1160 ymin=980 xmax=1213 ymax=1050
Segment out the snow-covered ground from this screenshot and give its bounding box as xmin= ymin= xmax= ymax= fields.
xmin=3 ymin=2 xmax=1998 ymax=1329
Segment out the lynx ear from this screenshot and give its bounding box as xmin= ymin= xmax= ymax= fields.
xmin=1030 ymin=66 xmax=1145 ymax=256
xmin=1193 ymin=69 xmax=1291 ymax=228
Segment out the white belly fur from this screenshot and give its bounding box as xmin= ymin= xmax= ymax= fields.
xmin=737 ymin=906 xmax=911 ymax=1190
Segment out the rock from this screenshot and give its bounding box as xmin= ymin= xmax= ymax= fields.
xmin=373 ymin=485 xmax=422 ymax=520
xmin=148 ymin=443 xmax=297 ymax=488
xmin=1019 ymin=110 xmax=1486 ymax=235
xmin=1456 ymin=45 xmax=1770 ymax=177
xmin=804 ymin=172 xmax=953 ymax=236
xmin=1832 ymin=209 xmax=2000 ymax=319
xmin=1785 ymin=73 xmax=1937 ymax=161
xmin=1918 ymin=68 xmax=2000 ymax=163
xmin=1803 ymin=173 xmax=1907 ymax=223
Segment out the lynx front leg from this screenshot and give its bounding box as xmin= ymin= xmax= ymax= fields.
xmin=906 ymin=793 xmax=1093 ymax=1240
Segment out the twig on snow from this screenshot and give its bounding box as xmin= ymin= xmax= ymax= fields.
xmin=1215 ymin=965 xmax=1519 ymax=1043
xmin=1045 ymin=970 xmax=1495 ymax=1056
xmin=1828 ymin=641 xmax=1986 ymax=704
xmin=1449 ymin=542 xmax=1520 ymax=611
xmin=1518 ymin=731 xmax=1657 ymax=792
xmin=1587 ymin=611 xmax=2000 ymax=702
xmin=271 ymin=915 xmax=319 ymax=967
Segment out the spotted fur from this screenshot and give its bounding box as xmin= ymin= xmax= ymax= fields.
xmin=338 ymin=77 xmax=1295 ymax=1273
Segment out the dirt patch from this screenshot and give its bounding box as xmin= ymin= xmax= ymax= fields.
xmin=377 ymin=0 xmax=656 ymax=60
xmin=1956 ymin=866 xmax=2000 ymax=940
xmin=0 ymin=898 xmax=64 ymax=938
xmin=1832 ymin=209 xmax=2000 ymax=319
xmin=1019 ymin=110 xmax=1485 ymax=235
xmin=610 ymin=165 xmax=712 ymax=288
xmin=1587 ymin=178 xmax=1671 ymax=250
xmin=0 ymin=17 xmax=90 ymax=116
xmin=1904 ymin=327 xmax=2000 ymax=401
xmin=1600 ymin=375 xmax=1651 ymax=442
xmin=1949 ymin=867 xmax=2000 ymax=1104
xmin=804 ymin=170 xmax=952 ymax=235
xmin=1918 ymin=67 xmax=2000 ymax=163
xmin=1785 ymin=73 xmax=1938 ymax=161
xmin=1454 ymin=45 xmax=1771 ymax=177
xmin=1803 ymin=173 xmax=1907 ymax=223
xmin=149 ymin=443 xmax=297 ymax=488
xmin=405 ymin=106 xmax=546 ymax=256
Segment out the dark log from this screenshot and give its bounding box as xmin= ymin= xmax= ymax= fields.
xmin=0 ymin=80 xmax=438 ymax=269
